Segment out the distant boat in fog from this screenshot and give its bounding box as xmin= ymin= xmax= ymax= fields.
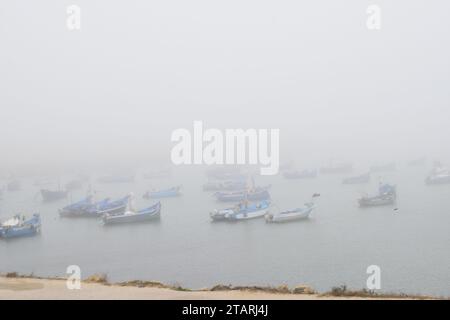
xmin=214 ymin=186 xmax=271 ymax=202
xmin=320 ymin=163 xmax=353 ymax=174
xmin=358 ymin=184 xmax=396 ymax=207
xmin=143 ymin=186 xmax=181 ymax=199
xmin=425 ymin=163 xmax=450 ymax=185
xmin=342 ymin=172 xmax=370 ymax=184
xmin=97 ymin=175 xmax=135 ymax=184
xmin=370 ymin=162 xmax=396 ymax=173
xmin=41 ymin=189 xmax=68 ymax=202
xmin=283 ymin=169 xmax=317 ymax=179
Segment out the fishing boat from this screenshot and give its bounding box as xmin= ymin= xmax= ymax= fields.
xmin=320 ymin=163 xmax=353 ymax=174
xmin=283 ymin=169 xmax=317 ymax=179
xmin=90 ymin=196 xmax=130 ymax=216
xmin=214 ymin=186 xmax=271 ymax=202
xmin=210 ymin=200 xmax=271 ymax=221
xmin=266 ymin=203 xmax=315 ymax=223
xmin=425 ymin=164 xmax=450 ymax=185
xmin=0 ymin=214 xmax=41 ymax=239
xmin=370 ymin=163 xmax=396 ymax=173
xmin=143 ymin=186 xmax=181 ymax=199
xmin=342 ymin=173 xmax=370 ymax=184
xmin=59 ymin=196 xmax=115 ymax=218
xmin=103 ymin=202 xmax=161 ymax=225
xmin=41 ymin=189 xmax=68 ymax=202
xmin=266 ymin=193 xmax=320 ymax=223
xmin=202 ymin=180 xmax=247 ymax=191
xmin=358 ymin=184 xmax=396 ymax=207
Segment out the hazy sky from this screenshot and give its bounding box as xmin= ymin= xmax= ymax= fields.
xmin=1 ymin=1 xmax=449 ymax=171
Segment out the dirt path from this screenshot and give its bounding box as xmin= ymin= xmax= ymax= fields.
xmin=0 ymin=277 xmax=381 ymax=300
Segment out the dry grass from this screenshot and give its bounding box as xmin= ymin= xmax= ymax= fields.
xmin=322 ymin=285 xmax=439 ymax=300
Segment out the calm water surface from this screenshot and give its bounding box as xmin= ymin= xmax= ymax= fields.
xmin=1 ymin=165 xmax=449 ymax=296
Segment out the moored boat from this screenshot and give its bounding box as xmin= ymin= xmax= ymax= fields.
xmin=359 ymin=184 xmax=396 ymax=207
xmin=143 ymin=186 xmax=181 ymax=199
xmin=266 ymin=203 xmax=315 ymax=223
xmin=425 ymin=163 xmax=450 ymax=185
xmin=103 ymin=202 xmax=161 ymax=225
xmin=0 ymin=214 xmax=41 ymax=239
xmin=211 ymin=200 xmax=271 ymax=221
xmin=59 ymin=196 xmax=115 ymax=218
xmin=214 ymin=186 xmax=271 ymax=202
xmin=90 ymin=196 xmax=130 ymax=216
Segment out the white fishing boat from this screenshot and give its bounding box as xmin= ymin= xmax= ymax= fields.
xmin=266 ymin=203 xmax=315 ymax=223
xmin=103 ymin=202 xmax=161 ymax=225
xmin=425 ymin=164 xmax=450 ymax=185
xmin=266 ymin=193 xmax=320 ymax=223
xmin=210 ymin=200 xmax=271 ymax=221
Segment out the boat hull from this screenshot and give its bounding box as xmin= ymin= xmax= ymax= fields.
xmin=266 ymin=206 xmax=314 ymax=223
xmin=359 ymin=196 xmax=395 ymax=207
xmin=103 ymin=203 xmax=161 ymax=225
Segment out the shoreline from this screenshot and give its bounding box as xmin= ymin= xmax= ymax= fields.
xmin=0 ymin=274 xmax=442 ymax=300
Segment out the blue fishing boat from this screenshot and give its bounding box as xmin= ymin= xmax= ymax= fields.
xmin=59 ymin=196 xmax=94 ymax=217
xmin=210 ymin=200 xmax=271 ymax=221
xmin=103 ymin=202 xmax=161 ymax=225
xmin=59 ymin=196 xmax=117 ymax=217
xmin=143 ymin=186 xmax=181 ymax=199
xmin=0 ymin=214 xmax=41 ymax=239
xmin=88 ymin=196 xmax=130 ymax=216
xmin=214 ymin=186 xmax=271 ymax=202
xmin=359 ymin=184 xmax=396 ymax=207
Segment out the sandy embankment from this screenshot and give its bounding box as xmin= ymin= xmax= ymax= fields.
xmin=0 ymin=276 xmax=424 ymax=300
